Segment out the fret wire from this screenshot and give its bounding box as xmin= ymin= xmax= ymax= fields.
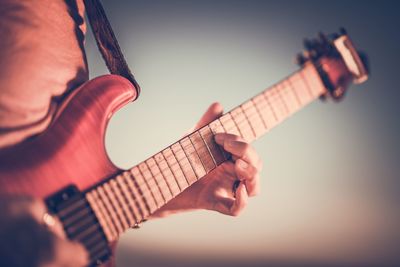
xmin=235 ymin=120 xmax=258 ymax=139
xmin=87 ymin=172 xmax=157 ymax=241
xmin=147 ymin=157 xmax=174 ymax=196
xmin=250 ymin=98 xmax=267 ymax=130
xmin=268 ymin=86 xmax=288 ymax=120
xmin=239 ymin=105 xmax=256 ymax=138
xmin=299 ymin=68 xmax=314 ymax=98
xmin=252 ymin=94 xmax=275 ymax=129
xmin=122 ymin=171 xmax=147 ymax=218
xmin=217 ymin=118 xmax=227 ymax=132
xmin=198 ymin=128 xmax=217 ymax=166
xmin=108 ymin=182 xmax=132 ymax=229
xmin=279 ymin=80 xmax=297 ymax=114
xmin=211 ymin=120 xmax=231 ymax=160
xmin=230 ymin=107 xmax=253 ymax=140
xmin=286 ymin=79 xmax=302 ymax=113
xmin=227 ymin=111 xmax=244 ymax=138
xmin=105 ymin=182 xmax=129 ymax=230
xmin=242 ymin=102 xmax=265 ymax=137
xmin=160 ymin=152 xmax=183 ymax=192
xmin=155 ymin=154 xmax=181 ymax=194
xmin=183 ymin=137 xmax=207 ymax=177
xmin=167 ymin=155 xmax=214 ymax=172
xmin=292 ymin=74 xmax=312 ymax=105
xmin=93 ymin=188 xmax=119 ymax=238
xmin=287 ymin=78 xmax=302 ymax=107
xmin=276 ymin=84 xmax=290 ymax=115
xmin=188 ymin=135 xmax=208 ymax=174
xmin=142 ymin=162 xmax=166 ymax=206
xmin=134 ymin=158 xmax=195 ymax=191
xmin=207 ymin=124 xmax=228 ymax=161
xmin=128 ymin=169 xmax=153 ymax=215
xmin=220 ymin=114 xmax=239 ymax=136
xmin=92 ymin=190 xmax=118 ymax=240
xmin=110 ymin=180 xmax=134 ymax=227
xmin=97 ymin=187 xmax=123 ymax=235
xmin=161 ymin=150 xmax=189 ymax=192
xmin=122 ymin=186 xmax=155 ymax=206
xmin=102 ymin=184 xmax=127 ymax=232
xmin=151 ymin=156 xmax=175 ymax=198
xmin=189 ymin=131 xmax=217 ymax=172
xmin=178 ymin=140 xmax=200 ymax=180
xmin=247 ymin=108 xmax=267 ymax=126
xmin=171 ymin=143 xmax=197 ymax=185
xmin=265 ymin=90 xmax=295 ymax=112
xmin=262 ymin=89 xmax=279 ymax=122
xmin=255 ymin=96 xmax=281 ymax=113
xmin=166 ymin=148 xmax=190 ymax=187
xmin=306 ymin=65 xmax=326 ymax=97
xmin=232 ymin=109 xmax=255 ymax=137
xmin=115 ymin=175 xmax=139 ymax=224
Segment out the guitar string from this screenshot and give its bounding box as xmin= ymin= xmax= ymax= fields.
xmin=91 ymin=98 xmax=319 ymax=229
xmin=87 ymin=99 xmax=279 ymax=227
xmin=87 ymin=67 xmax=324 ymax=227
xmin=97 ymin=94 xmax=287 ymax=202
xmin=88 ymin=72 xmax=321 ymax=223
xmin=117 ymin=73 xmax=317 ymax=195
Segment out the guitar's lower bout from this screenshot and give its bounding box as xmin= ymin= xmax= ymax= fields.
xmin=0 ymin=74 xmax=136 ymax=198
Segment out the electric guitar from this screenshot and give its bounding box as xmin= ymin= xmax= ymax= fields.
xmin=0 ymin=29 xmax=369 ymax=266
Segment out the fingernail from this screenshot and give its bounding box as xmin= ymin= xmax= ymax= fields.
xmin=238 ymin=160 xmax=248 ymax=169
xmin=226 ymin=140 xmax=236 ymax=148
xmin=214 ymin=134 xmax=224 ymax=144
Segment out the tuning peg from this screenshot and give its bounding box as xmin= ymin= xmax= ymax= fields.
xmin=295 ymin=53 xmax=307 ymax=65
xmin=318 ymin=32 xmax=328 ymax=44
xmin=303 ymin=38 xmax=314 ymax=51
xmin=330 ymin=32 xmax=340 ymax=40
xmin=339 ymin=27 xmax=347 ymax=36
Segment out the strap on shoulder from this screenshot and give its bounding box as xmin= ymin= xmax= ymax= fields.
xmin=83 ymin=0 xmax=140 ymax=99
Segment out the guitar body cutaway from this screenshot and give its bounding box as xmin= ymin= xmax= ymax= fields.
xmin=0 ymin=75 xmax=137 ymax=198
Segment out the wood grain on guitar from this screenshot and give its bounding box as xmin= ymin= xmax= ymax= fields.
xmin=0 ymin=30 xmax=369 ymax=266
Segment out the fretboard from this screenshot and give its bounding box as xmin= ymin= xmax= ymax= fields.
xmin=85 ymin=63 xmax=326 ymax=241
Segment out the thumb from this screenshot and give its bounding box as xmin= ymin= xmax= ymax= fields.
xmin=194 ymin=102 xmax=224 ymax=131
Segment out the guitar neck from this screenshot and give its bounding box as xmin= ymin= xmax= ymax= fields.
xmin=84 ymin=63 xmax=326 ymax=241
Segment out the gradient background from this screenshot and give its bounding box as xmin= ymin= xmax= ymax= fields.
xmin=85 ymin=1 xmax=400 ymax=266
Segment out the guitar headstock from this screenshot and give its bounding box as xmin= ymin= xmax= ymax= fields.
xmin=296 ymin=28 xmax=369 ymax=101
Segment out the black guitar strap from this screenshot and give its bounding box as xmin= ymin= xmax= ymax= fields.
xmin=83 ymin=0 xmax=141 ymax=98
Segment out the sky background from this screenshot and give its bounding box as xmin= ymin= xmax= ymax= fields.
xmin=85 ymin=1 xmax=400 ymax=266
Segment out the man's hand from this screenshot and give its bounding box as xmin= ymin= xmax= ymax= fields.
xmin=152 ymin=102 xmax=262 ymax=217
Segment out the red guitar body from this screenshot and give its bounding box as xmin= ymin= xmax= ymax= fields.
xmin=0 ymin=75 xmax=136 ymax=199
